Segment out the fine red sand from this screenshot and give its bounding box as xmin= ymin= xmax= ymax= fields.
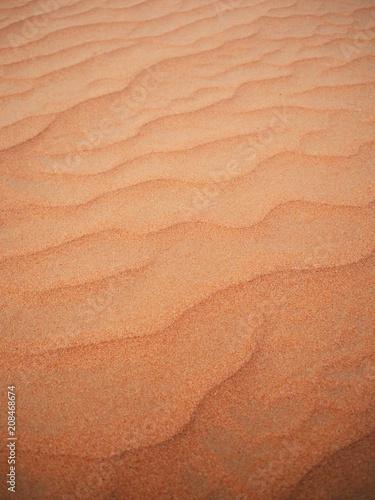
xmin=0 ymin=0 xmax=375 ymax=498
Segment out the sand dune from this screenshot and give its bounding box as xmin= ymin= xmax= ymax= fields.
xmin=0 ymin=0 xmax=374 ymax=498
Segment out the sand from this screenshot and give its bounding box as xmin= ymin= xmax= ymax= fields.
xmin=0 ymin=0 xmax=374 ymax=498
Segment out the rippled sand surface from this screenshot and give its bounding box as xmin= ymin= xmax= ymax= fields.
xmin=0 ymin=0 xmax=375 ymax=498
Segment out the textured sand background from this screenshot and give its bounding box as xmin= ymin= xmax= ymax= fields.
xmin=0 ymin=0 xmax=375 ymax=498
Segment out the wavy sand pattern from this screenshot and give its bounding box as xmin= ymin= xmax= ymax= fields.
xmin=0 ymin=0 xmax=375 ymax=498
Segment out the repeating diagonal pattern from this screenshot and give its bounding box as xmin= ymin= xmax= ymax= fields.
xmin=0 ymin=0 xmax=374 ymax=498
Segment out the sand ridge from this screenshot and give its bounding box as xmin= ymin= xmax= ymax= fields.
xmin=0 ymin=0 xmax=375 ymax=498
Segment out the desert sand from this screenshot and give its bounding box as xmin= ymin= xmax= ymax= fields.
xmin=0 ymin=0 xmax=375 ymax=498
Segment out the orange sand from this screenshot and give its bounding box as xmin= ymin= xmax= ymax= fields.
xmin=0 ymin=0 xmax=375 ymax=498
